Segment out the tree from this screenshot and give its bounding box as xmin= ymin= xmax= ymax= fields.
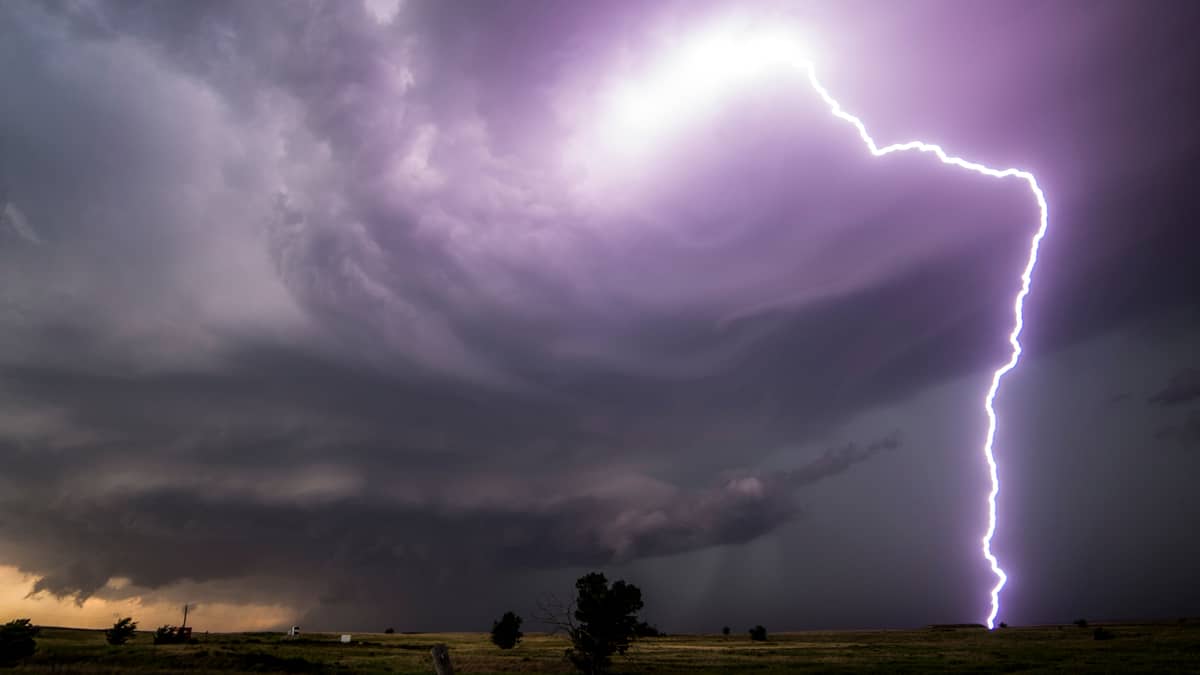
xmin=559 ymin=572 xmax=645 ymax=674
xmin=748 ymin=625 xmax=767 ymax=641
xmin=0 ymin=619 xmax=39 ymax=666
xmin=721 ymin=626 xmax=730 ymax=636
xmin=384 ymin=627 xmax=396 ymax=634
xmin=490 ymin=611 xmax=523 ymax=649
xmin=105 ymin=617 xmax=138 ymax=646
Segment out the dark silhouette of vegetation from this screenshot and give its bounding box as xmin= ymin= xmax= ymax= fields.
xmin=722 ymin=626 xmax=730 ymax=636
xmin=0 ymin=619 xmax=39 ymax=667
xmin=1093 ymin=627 xmax=1114 ymax=641
xmin=999 ymin=622 xmax=1008 ymax=629
xmin=749 ymin=625 xmax=768 ymax=641
xmin=537 ymin=572 xmax=646 ymax=674
xmin=490 ymin=611 xmax=524 ymax=649
xmin=12 ymin=622 xmax=1197 ymax=671
xmin=567 ymin=573 xmax=645 ymax=673
xmin=153 ymin=625 xmax=194 ymax=645
xmin=105 ymin=616 xmax=138 ymax=645
xmin=1074 ymin=619 xmax=1088 ymax=628
xmin=384 ymin=627 xmax=395 ymax=634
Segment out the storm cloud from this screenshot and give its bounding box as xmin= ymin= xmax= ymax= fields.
xmin=2 ymin=0 xmax=1199 ymax=631
xmin=1150 ymin=368 xmax=1200 ymax=407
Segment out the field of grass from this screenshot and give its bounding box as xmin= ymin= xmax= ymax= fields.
xmin=8 ymin=621 xmax=1200 ymax=673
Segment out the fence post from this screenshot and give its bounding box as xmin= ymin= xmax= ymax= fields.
xmin=431 ymin=644 xmax=454 ymax=675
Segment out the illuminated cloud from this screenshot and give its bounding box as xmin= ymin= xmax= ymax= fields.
xmin=1 ymin=0 xmax=1198 ymax=631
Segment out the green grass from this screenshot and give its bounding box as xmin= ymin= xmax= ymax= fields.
xmin=9 ymin=621 xmax=1200 ymax=673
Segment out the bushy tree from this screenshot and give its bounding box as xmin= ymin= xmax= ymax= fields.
xmin=105 ymin=617 xmax=138 ymax=646
xmin=384 ymin=627 xmax=395 ymax=634
xmin=490 ymin=611 xmax=523 ymax=649
xmin=721 ymin=626 xmax=730 ymax=636
xmin=748 ymin=625 xmax=767 ymax=641
xmin=0 ymin=618 xmax=39 ymax=666
xmin=566 ymin=572 xmax=645 ymax=674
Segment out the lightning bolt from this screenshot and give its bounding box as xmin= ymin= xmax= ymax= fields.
xmin=801 ymin=63 xmax=1046 ymax=629
xmin=600 ymin=32 xmax=1048 ymax=628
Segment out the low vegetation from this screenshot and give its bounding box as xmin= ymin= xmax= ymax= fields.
xmin=2 ymin=621 xmax=1198 ymax=673
xmin=152 ymin=625 xmax=192 ymax=645
xmin=2 ymin=576 xmax=1195 ymax=673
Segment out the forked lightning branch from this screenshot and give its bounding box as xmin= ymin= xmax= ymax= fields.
xmin=605 ymin=25 xmax=1050 ymax=628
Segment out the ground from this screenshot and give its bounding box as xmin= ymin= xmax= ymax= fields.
xmin=7 ymin=621 xmax=1200 ymax=673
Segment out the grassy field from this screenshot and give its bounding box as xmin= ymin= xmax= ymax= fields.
xmin=8 ymin=621 xmax=1200 ymax=673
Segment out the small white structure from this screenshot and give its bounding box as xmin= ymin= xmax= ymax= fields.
xmin=340 ymin=634 xmax=352 ymax=644
xmin=287 ymin=626 xmax=301 ymax=638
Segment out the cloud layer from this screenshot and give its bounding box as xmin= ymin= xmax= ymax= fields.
xmin=2 ymin=0 xmax=1199 ymax=630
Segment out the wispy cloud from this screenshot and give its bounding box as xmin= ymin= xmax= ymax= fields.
xmin=1 ymin=202 xmax=41 ymax=244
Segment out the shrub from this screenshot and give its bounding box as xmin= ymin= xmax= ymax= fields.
xmin=999 ymin=622 xmax=1008 ymax=629
xmin=490 ymin=611 xmax=523 ymax=650
xmin=153 ymin=625 xmax=193 ymax=645
xmin=384 ymin=627 xmax=395 ymax=634
xmin=1073 ymin=619 xmax=1088 ymax=628
xmin=1093 ymin=627 xmax=1114 ymax=641
xmin=748 ymin=625 xmax=767 ymax=641
xmin=0 ymin=619 xmax=39 ymax=666
xmin=721 ymin=626 xmax=730 ymax=636
xmin=106 ymin=617 xmax=138 ymax=646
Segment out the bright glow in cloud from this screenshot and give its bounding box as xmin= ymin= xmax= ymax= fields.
xmin=600 ymin=22 xmax=813 ymax=155
xmin=601 ymin=25 xmax=1050 ymax=629
xmin=363 ymin=0 xmax=402 ymax=25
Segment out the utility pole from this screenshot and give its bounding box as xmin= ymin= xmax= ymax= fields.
xmin=181 ymin=604 xmax=189 ymax=630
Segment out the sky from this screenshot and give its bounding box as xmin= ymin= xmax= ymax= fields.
xmin=1 ymin=0 xmax=1199 ymax=633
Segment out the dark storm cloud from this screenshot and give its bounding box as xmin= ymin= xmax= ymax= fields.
xmin=1149 ymin=368 xmax=1200 ymax=407
xmin=1152 ymin=411 xmax=1200 ymax=446
xmin=2 ymin=0 xmax=1199 ymax=631
xmin=2 ymin=423 xmax=897 ymax=601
